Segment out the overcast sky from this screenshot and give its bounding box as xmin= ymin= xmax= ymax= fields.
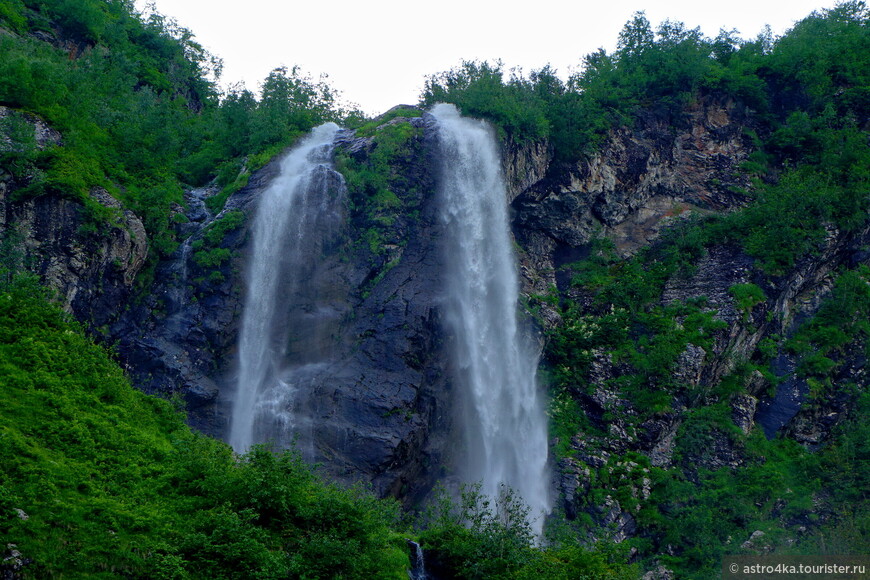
xmin=135 ymin=0 xmax=833 ymax=117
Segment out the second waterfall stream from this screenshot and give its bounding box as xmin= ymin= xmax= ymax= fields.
xmin=229 ymin=122 xmax=343 ymax=454
xmin=432 ymin=103 xmax=551 ymax=531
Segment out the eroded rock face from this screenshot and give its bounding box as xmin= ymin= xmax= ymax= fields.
xmin=0 ymin=106 xmax=62 ymax=149
xmin=502 ymin=135 xmax=550 ymax=203
xmin=514 ymin=97 xmax=754 ymax=283
xmin=511 ymin=96 xmax=757 ymax=331
xmin=0 ymin=108 xmax=147 ymax=327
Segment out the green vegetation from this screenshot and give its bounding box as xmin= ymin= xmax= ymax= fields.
xmin=336 ymin=118 xmax=424 ymax=262
xmin=0 ymin=272 xmax=643 ymax=578
xmin=422 ymin=61 xmax=550 ymax=144
xmin=535 ymin=5 xmax=870 ymax=575
xmin=190 ymin=210 xmax=246 ymax=278
xmin=787 ymin=266 xmax=870 ymax=382
xmin=421 ymin=3 xmax=870 ymax=169
xmin=0 ymin=273 xmax=410 ymax=578
xmin=547 ymin=249 xmax=870 ymax=577
xmin=418 ymin=484 xmax=638 ymax=579
xmin=350 ymin=105 xmax=422 ymax=137
xmin=730 ymin=283 xmax=766 ymax=320
xmin=548 ymin=236 xmax=726 ymax=416
xmin=0 ymin=0 xmax=355 ymax=266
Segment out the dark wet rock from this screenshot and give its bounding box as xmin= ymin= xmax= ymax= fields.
xmin=108 ymin=115 xmax=457 ymax=503
xmin=595 ymin=497 xmax=637 ymax=543
xmin=1 ymin=544 xmax=32 ymax=580
xmin=641 ymin=416 xmax=681 ymax=468
xmin=0 ymin=108 xmax=146 ymax=328
xmin=558 ymin=457 xmax=591 ymax=519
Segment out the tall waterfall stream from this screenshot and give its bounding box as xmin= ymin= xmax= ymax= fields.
xmin=433 ymin=103 xmax=551 ymax=530
xmin=229 ymin=123 xmax=343 ymax=453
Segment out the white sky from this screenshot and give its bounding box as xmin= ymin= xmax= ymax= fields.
xmin=135 ymin=0 xmax=832 ymax=117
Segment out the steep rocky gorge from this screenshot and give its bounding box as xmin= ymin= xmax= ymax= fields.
xmin=3 ymin=98 xmax=866 ymax=535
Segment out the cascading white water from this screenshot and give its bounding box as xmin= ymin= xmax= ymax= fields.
xmin=229 ymin=123 xmax=342 ymax=453
xmin=432 ymin=103 xmax=551 ymax=531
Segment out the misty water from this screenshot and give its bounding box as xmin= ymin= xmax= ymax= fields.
xmin=432 ymin=103 xmax=551 ymax=531
xmin=229 ymin=123 xmax=343 ymax=453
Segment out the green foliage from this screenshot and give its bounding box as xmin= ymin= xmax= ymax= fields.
xmin=628 ymin=415 xmax=870 ymax=579
xmin=765 ymin=2 xmax=870 ymax=118
xmin=351 ymin=105 xmax=422 ymax=137
xmin=730 ymin=283 xmax=766 ymax=320
xmin=547 ymin=234 xmax=726 ymax=419
xmin=0 ymin=0 xmax=27 ymax=32
xmin=336 ymin=119 xmax=423 ymax=259
xmin=786 ymin=266 xmax=870 ymax=383
xmin=0 ymin=1 xmax=215 ymax=261
xmin=190 ymin=210 xmax=245 ymax=271
xmin=546 ymin=229 xmax=870 ymax=576
xmin=421 ymin=60 xmax=550 ymax=143
xmin=419 ymin=484 xmax=637 ymax=579
xmin=0 ymin=0 xmax=355 ymax=271
xmin=721 ymin=165 xmax=869 ymax=277
xmin=539 ymin=8 xmax=870 ymax=566
xmin=0 ymin=275 xmax=410 ymax=578
xmin=192 ymin=246 xmax=231 ymax=268
xmin=202 ymin=210 xmax=245 ymax=246
xmin=0 ymin=110 xmax=39 ymax=179
xmin=249 ymin=66 xmax=340 ymax=151
xmin=3 ymin=2 xmax=870 ymax=577
xmin=420 ymin=3 xmax=870 ymax=170
xmin=420 ymin=483 xmax=538 ymax=579
xmin=673 ymin=403 xmax=741 ymax=461
xmin=548 ymin=390 xmax=595 ymax=459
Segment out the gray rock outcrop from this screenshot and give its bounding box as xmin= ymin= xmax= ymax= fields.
xmin=0 ymin=108 xmax=147 ymax=328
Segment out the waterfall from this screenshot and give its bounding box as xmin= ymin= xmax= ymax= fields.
xmin=431 ymin=103 xmax=551 ymax=532
xmin=407 ymin=540 xmax=427 ymax=580
xmin=229 ymin=123 xmax=343 ymax=453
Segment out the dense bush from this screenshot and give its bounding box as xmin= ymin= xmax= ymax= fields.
xmin=0 ymin=273 xmax=410 ymax=578
xmin=419 ymin=484 xmax=637 ymax=579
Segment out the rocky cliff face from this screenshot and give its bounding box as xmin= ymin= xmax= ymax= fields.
xmin=6 ymin=95 xmax=864 ymax=530
xmin=513 ymin=97 xmax=755 ymax=310
xmin=0 ymin=107 xmax=147 ymax=328
xmin=506 ymin=96 xmax=870 ymax=545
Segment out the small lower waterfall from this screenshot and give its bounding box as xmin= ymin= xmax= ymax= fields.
xmin=229 ymin=123 xmax=343 ymax=453
xmin=432 ymin=104 xmax=551 ymax=532
xmin=407 ymin=540 xmax=426 ymax=580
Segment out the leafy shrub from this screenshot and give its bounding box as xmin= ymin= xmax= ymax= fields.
xmin=0 ymin=274 xmax=410 ymax=578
